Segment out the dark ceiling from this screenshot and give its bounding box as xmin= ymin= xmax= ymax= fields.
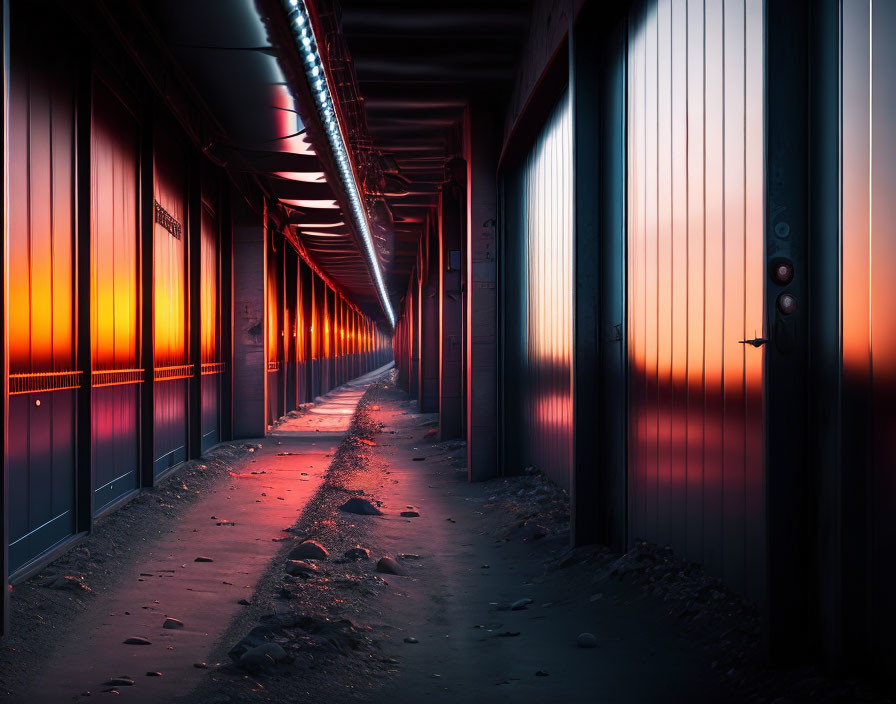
xmin=139 ymin=0 xmax=531 ymax=324
xmin=337 ymin=0 xmax=532 ymax=297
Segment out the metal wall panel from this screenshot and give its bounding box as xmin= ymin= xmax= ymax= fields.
xmin=517 ymin=91 xmax=573 ymax=490
xmin=153 ymin=127 xmax=189 ymax=475
xmin=266 ymin=232 xmax=282 ymax=426
xmin=200 ymin=175 xmax=222 ymax=451
xmin=841 ymin=0 xmax=896 ymax=672
xmin=91 ymin=79 xmax=141 ymax=510
xmin=7 ymin=14 xmax=78 ymax=571
xmin=627 ymin=0 xmax=765 ymax=601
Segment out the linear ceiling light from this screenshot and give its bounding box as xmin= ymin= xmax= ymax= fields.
xmin=283 ymin=0 xmax=396 ymax=328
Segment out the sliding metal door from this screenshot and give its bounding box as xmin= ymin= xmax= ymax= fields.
xmin=152 ymin=126 xmax=190 ymax=476
xmin=7 ymin=11 xmax=78 ymax=570
xmin=626 ymin=0 xmax=765 ymax=602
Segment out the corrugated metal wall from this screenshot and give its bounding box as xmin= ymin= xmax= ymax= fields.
xmin=91 ymin=79 xmax=141 ymax=511
xmin=524 ymin=92 xmax=573 ymax=490
xmin=266 ymin=231 xmax=283 ymax=426
xmin=626 ymin=0 xmax=765 ymax=601
xmin=6 ymin=14 xmax=78 ymax=571
xmin=503 ymin=91 xmax=574 ymax=491
xmin=841 ymin=0 xmax=896 ymax=671
xmin=153 ymin=126 xmax=190 ymax=476
xmin=200 ymin=168 xmax=222 ymax=452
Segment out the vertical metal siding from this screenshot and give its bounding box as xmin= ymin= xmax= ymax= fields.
xmin=841 ymin=0 xmax=896 ymax=670
xmin=627 ymin=0 xmax=766 ymax=601
xmin=517 ymin=90 xmax=573 ymax=490
xmin=200 ymin=176 xmax=221 ymax=451
xmin=152 ymin=127 xmax=189 ymax=475
xmin=91 ymin=80 xmax=141 ymax=509
xmin=7 ymin=21 xmax=78 ymax=570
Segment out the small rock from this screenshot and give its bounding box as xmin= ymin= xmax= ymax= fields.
xmin=344 ymin=547 xmax=371 ymax=560
xmin=576 ymin=633 xmax=598 ymax=648
xmin=193 ymin=663 xmax=208 ymax=669
xmin=339 ymin=497 xmax=383 ymax=515
xmin=511 ymin=598 xmax=533 ymax=611
xmin=376 ymin=557 xmax=403 ymax=575
xmin=288 ymin=541 xmax=329 ymax=560
xmin=123 ymin=637 xmax=151 ymax=646
xmin=412 ymin=457 xmax=426 ymax=461
xmin=517 ymin=521 xmax=548 ymax=541
xmin=496 ymin=631 xmax=521 ymax=638
xmin=102 ymin=678 xmax=134 ymax=687
xmin=397 ymin=554 xmax=421 ymax=560
xmin=286 ymin=560 xmax=320 ymax=576
xmin=589 ymin=593 xmax=603 ymax=602
xmin=194 ymin=556 xmax=214 ymax=563
xmin=237 ymin=599 xmax=250 ymax=606
xmin=145 ymin=672 xmax=162 ymax=677
xmin=400 ymin=511 xmax=420 ymax=518
xmin=162 ymin=618 xmax=184 ymax=629
xmin=536 ymin=670 xmax=549 ymax=677
xmin=404 ymin=637 xmax=419 ymax=644
xmin=240 ymin=643 xmax=288 ymax=669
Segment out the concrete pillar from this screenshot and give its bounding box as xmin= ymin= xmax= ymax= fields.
xmin=465 ymin=102 xmax=499 ymax=481
xmin=439 ymin=162 xmax=465 ymax=440
xmin=409 ymin=270 xmax=420 ymax=400
xmin=420 ymin=214 xmax=440 ymax=412
xmin=231 ymin=194 xmax=268 ymax=438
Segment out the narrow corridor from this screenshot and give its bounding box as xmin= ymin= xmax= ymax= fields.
xmin=1 ymin=370 xmax=385 ymax=702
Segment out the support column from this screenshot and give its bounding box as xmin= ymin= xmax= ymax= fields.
xmin=409 ymin=268 xmax=420 ymax=400
xmin=439 ymin=161 xmax=465 ymax=440
xmin=420 ymin=213 xmax=440 ymax=412
xmin=465 ymin=103 xmax=499 ymax=480
xmin=231 ymin=193 xmax=267 ymax=438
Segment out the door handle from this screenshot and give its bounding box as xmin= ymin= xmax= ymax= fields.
xmin=738 ymin=337 xmax=768 ymax=348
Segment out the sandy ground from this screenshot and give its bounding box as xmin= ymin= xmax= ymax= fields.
xmin=0 ymin=368 xmax=892 ymax=703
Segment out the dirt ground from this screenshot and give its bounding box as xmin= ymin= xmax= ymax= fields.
xmin=0 ymin=370 xmax=892 ymax=703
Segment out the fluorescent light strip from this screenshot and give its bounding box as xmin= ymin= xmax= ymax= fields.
xmin=283 ymin=0 xmax=395 ymax=328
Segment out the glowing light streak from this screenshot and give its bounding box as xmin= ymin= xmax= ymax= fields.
xmin=282 ymin=0 xmax=396 ymax=328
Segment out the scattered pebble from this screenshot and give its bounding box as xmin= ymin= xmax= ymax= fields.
xmin=145 ymin=672 xmax=162 ymax=677
xmin=193 ymin=663 xmax=208 ymax=669
xmin=339 ymin=497 xmax=383 ymax=515
xmin=237 ymin=599 xmax=251 ymax=606
xmin=376 ymin=557 xmax=403 ymax=575
xmin=163 ymin=617 xmax=184 ymax=629
xmin=288 ymin=540 xmax=329 ymax=560
xmin=102 ymin=678 xmax=134 ymax=687
xmin=511 ymin=598 xmax=533 ymax=611
xmin=404 ymin=637 xmax=419 ymax=644
xmin=412 ymin=457 xmax=426 ymax=461
xmin=194 ymin=556 xmax=214 ymax=563
xmin=577 ymin=632 xmax=598 ymax=648
xmin=536 ymin=670 xmax=550 ymax=677
xmin=397 ymin=553 xmax=421 ymax=560
xmin=400 ymin=510 xmax=420 ymax=518
xmin=344 ymin=547 xmax=371 ymax=560
xmin=286 ymin=560 xmax=321 ymax=576
xmin=123 ymin=637 xmax=151 ymax=646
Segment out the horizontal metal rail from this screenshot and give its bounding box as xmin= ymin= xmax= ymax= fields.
xmin=200 ymin=361 xmax=226 ymax=375
xmin=92 ymin=368 xmax=146 ymax=387
xmin=9 ymin=370 xmax=82 ymax=394
xmin=153 ymin=364 xmax=195 ymax=381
